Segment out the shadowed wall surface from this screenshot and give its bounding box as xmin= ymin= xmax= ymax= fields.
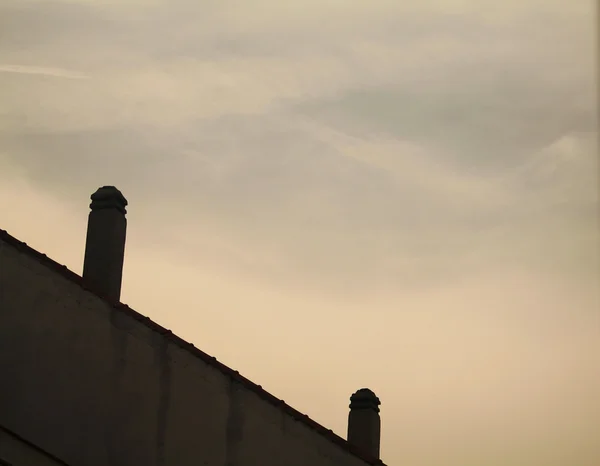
xmin=0 ymin=424 xmax=71 ymax=466
xmin=0 ymin=230 xmax=381 ymax=466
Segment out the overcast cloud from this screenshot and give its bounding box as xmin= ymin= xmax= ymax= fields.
xmin=0 ymin=1 xmax=598 ymax=465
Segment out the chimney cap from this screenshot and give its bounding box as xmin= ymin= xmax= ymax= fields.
xmin=90 ymin=186 xmax=128 ymax=214
xmin=349 ymin=388 xmax=381 ymax=413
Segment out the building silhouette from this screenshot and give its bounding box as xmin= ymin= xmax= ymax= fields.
xmin=0 ymin=186 xmax=385 ymax=466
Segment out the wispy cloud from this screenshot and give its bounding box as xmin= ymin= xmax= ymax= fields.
xmin=0 ymin=64 xmax=88 ymax=79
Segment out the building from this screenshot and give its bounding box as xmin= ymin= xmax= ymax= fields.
xmin=0 ymin=186 xmax=386 ymax=466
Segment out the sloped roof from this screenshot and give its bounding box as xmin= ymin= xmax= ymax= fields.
xmin=0 ymin=228 xmax=385 ymax=466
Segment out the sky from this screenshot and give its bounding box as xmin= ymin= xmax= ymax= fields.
xmin=0 ymin=0 xmax=598 ymax=465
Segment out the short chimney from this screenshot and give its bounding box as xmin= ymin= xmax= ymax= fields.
xmin=82 ymin=186 xmax=128 ymax=301
xmin=347 ymin=388 xmax=381 ymax=459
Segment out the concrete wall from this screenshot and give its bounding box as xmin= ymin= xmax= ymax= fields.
xmin=0 ymin=425 xmax=69 ymax=466
xmin=0 ymin=235 xmax=371 ymax=466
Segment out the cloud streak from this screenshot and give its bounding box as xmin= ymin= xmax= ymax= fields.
xmin=0 ymin=64 xmax=88 ymax=79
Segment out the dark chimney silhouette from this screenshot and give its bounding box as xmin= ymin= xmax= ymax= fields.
xmin=82 ymin=186 xmax=128 ymax=301
xmin=347 ymin=388 xmax=381 ymax=460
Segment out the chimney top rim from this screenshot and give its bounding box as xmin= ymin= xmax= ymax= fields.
xmin=90 ymin=186 xmax=128 ymax=214
xmin=349 ymin=388 xmax=381 ymax=412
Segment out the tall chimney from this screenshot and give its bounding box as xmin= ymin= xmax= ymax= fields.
xmin=82 ymin=186 xmax=128 ymax=301
xmin=347 ymin=388 xmax=381 ymax=460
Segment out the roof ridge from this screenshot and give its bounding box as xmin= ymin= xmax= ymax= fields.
xmin=0 ymin=228 xmax=386 ymax=466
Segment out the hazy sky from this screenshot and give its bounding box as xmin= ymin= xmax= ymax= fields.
xmin=0 ymin=1 xmax=598 ymax=465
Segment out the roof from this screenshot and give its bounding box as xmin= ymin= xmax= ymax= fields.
xmin=0 ymin=228 xmax=385 ymax=466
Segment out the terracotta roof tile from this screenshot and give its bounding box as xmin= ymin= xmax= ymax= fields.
xmin=0 ymin=228 xmax=385 ymax=466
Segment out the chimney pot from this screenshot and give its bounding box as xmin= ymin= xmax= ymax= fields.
xmin=90 ymin=185 xmax=128 ymax=214
xmin=82 ymin=186 xmax=128 ymax=301
xmin=347 ymin=388 xmax=381 ymax=459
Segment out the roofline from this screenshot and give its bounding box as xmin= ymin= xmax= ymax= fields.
xmin=0 ymin=228 xmax=386 ymax=466
xmin=0 ymin=423 xmax=72 ymax=466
